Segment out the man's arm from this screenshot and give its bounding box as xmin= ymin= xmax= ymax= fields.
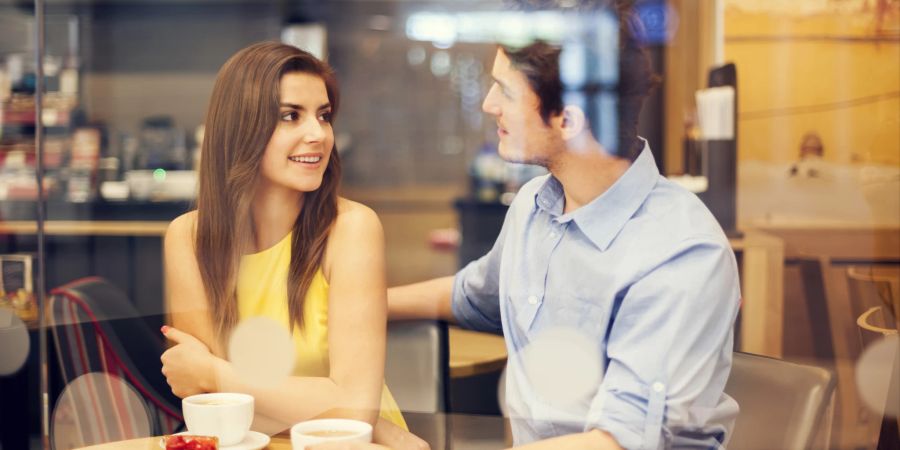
xmin=387 ymin=276 xmax=456 ymax=322
xmin=387 ymin=197 xmax=516 ymax=332
xmin=509 ymin=429 xmax=622 ymax=450
xmin=584 ymin=238 xmax=741 ymax=449
xmin=387 ymin=247 xmax=505 ymax=334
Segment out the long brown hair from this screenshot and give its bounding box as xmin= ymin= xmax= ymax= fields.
xmin=196 ymin=41 xmax=341 ymax=342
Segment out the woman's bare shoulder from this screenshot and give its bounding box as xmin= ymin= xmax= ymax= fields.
xmin=326 ymin=198 xmax=383 ymax=257
xmin=165 ymin=210 xmax=198 ymax=251
xmin=323 ymin=200 xmax=385 ymax=280
xmin=334 ymin=197 xmax=381 ymax=231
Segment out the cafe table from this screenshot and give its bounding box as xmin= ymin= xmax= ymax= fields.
xmin=77 ymin=412 xmax=510 ymax=450
xmin=447 ymin=327 xmax=507 ymax=378
xmin=78 ymin=435 xmax=292 ymax=450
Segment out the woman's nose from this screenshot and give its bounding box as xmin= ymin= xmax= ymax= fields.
xmin=302 ymin=117 xmax=325 ymax=143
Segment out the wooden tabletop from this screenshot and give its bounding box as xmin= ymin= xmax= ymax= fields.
xmin=78 ymin=435 xmax=292 ymax=449
xmin=448 ymin=326 xmax=507 ymax=378
xmin=78 ymin=412 xmax=509 ymax=450
xmin=0 ymin=220 xmax=169 ymax=237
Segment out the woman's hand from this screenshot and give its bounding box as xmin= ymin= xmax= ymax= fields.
xmin=373 ymin=418 xmax=431 ymax=450
xmin=160 ymin=326 xmax=219 ymax=398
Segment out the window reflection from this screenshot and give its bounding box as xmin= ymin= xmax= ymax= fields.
xmin=0 ymin=0 xmax=896 ymax=449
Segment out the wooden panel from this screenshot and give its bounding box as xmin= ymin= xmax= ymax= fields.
xmin=664 ymin=0 xmax=719 ymax=175
xmin=737 ymin=230 xmax=786 ymax=357
xmin=754 ymin=224 xmax=900 ymax=261
xmin=0 ymin=221 xmax=169 ymax=236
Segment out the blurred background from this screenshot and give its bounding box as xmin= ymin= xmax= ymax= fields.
xmin=0 ymin=0 xmax=898 ymax=449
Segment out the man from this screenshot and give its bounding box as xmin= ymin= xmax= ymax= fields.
xmin=389 ymin=9 xmax=741 ymax=450
xmin=789 ymin=131 xmax=828 ymax=178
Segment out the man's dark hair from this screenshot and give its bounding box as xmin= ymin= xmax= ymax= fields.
xmin=501 ymin=1 xmax=660 ymax=160
xmin=501 ymin=42 xmax=565 ymax=126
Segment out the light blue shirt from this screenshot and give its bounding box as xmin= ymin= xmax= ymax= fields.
xmin=452 ymin=144 xmax=741 ymax=449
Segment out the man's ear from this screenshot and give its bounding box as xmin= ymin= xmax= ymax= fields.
xmin=559 ymin=105 xmax=588 ymax=140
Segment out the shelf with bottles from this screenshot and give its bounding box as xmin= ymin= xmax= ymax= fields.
xmin=0 ymin=254 xmax=38 ymax=325
xmin=0 ymin=92 xmax=78 ymax=137
xmin=0 ymin=72 xmax=90 ymax=202
xmin=0 ymin=128 xmax=95 ymax=203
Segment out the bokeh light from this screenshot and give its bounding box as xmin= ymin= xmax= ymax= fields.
xmin=855 ymin=334 xmax=900 ymax=418
xmin=52 ymin=372 xmax=151 ymax=449
xmin=227 ymin=317 xmax=295 ymax=388
xmin=519 ymin=326 xmax=602 ymax=408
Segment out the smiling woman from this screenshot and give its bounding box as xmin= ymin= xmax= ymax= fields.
xmin=158 ymin=42 xmax=425 ymax=449
xmin=259 ymin=71 xmax=335 ymax=196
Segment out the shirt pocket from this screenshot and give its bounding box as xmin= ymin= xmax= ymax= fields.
xmin=512 ymin=294 xmax=613 ymax=362
xmin=535 ymin=294 xmax=611 ymax=337
xmin=513 ymin=295 xmax=611 ymax=422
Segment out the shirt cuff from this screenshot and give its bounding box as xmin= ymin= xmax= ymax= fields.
xmin=585 ymin=379 xmax=668 ymax=450
xmin=450 ymin=265 xmax=502 ymax=333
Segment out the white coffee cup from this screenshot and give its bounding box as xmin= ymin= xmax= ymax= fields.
xmin=291 ymin=419 xmax=373 ymax=450
xmin=182 ymin=393 xmax=254 ymax=446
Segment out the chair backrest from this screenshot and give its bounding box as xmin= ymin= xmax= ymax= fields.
xmin=847 ymin=267 xmax=899 ymax=347
xmin=48 ymin=277 xmax=183 ymax=448
xmin=725 ymin=352 xmax=836 ymax=450
xmin=384 ymin=320 xmax=449 ymax=414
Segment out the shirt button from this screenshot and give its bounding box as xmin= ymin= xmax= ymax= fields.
xmin=527 ymin=295 xmax=538 ymax=305
xmin=652 ymin=382 xmax=665 ymax=393
xmin=549 ymin=232 xmax=557 ymax=239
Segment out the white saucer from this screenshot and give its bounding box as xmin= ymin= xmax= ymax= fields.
xmin=159 ymin=431 xmax=271 ymax=450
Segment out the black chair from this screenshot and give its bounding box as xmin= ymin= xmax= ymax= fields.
xmin=385 ymin=320 xmax=450 ymax=449
xmin=47 ymin=277 xmax=183 ymax=448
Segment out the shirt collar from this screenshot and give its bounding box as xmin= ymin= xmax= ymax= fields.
xmin=532 ymin=140 xmax=659 ymax=251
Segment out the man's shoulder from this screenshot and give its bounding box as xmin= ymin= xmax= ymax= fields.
xmin=635 ymin=176 xmax=731 ymax=248
xmin=518 ymin=174 xmax=552 ymax=197
xmin=508 ymin=174 xmax=551 ymax=210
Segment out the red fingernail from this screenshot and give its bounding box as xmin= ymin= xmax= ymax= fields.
xmin=161 ymin=325 xmax=169 ymax=334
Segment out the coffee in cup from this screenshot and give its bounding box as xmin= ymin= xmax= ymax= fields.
xmin=291 ymin=418 xmax=372 ymax=450
xmin=182 ymin=393 xmax=254 ymax=446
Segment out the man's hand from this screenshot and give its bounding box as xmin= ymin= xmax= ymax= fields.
xmin=307 ymin=442 xmax=390 ymax=450
xmin=507 ymin=429 xmax=622 ymax=450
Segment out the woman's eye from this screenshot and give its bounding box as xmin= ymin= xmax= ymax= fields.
xmin=318 ymin=111 xmax=333 ymax=122
xmin=281 ymin=111 xmax=299 ymax=121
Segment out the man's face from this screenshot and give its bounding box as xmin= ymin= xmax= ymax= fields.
xmin=482 ymin=49 xmax=564 ymax=166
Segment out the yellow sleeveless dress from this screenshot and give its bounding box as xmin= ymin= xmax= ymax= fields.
xmin=236 ymin=232 xmax=407 ymax=429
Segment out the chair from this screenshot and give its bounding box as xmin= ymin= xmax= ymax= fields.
xmin=856 ymin=309 xmax=900 ymax=450
xmin=847 ymin=266 xmax=899 ymax=343
xmin=847 ymin=267 xmax=900 ymax=448
xmin=384 ymin=320 xmax=449 ymax=449
xmin=725 ymin=352 xmax=836 ymax=450
xmin=47 ymin=277 xmax=183 ymax=448
xmin=797 ymin=258 xmax=837 ymax=363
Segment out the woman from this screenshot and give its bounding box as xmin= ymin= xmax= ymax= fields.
xmin=161 ymin=41 xmax=425 ymax=449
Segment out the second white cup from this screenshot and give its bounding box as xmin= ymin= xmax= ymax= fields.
xmin=291 ymin=418 xmax=372 ymax=450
